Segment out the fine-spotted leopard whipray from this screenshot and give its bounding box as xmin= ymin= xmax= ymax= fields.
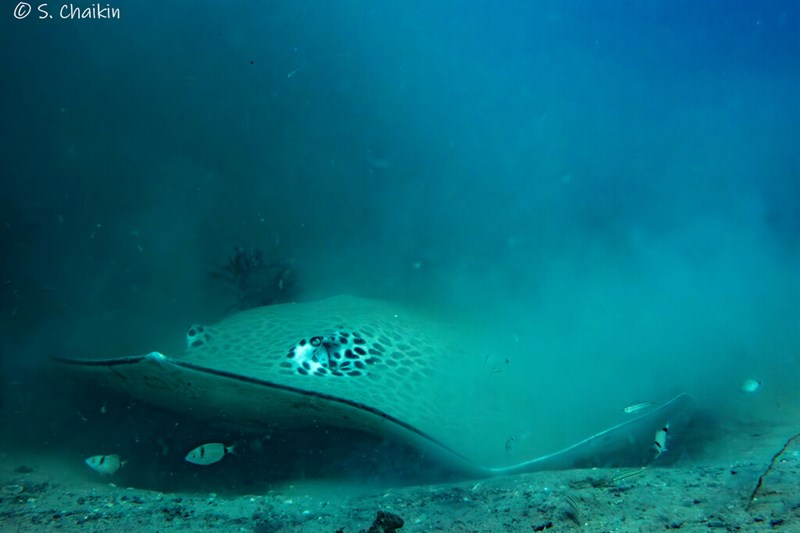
xmin=56 ymin=295 xmax=694 ymax=479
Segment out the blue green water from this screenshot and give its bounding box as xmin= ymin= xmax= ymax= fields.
xmin=1 ymin=0 xmax=798 ymax=488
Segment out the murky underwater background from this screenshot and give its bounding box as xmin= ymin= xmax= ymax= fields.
xmin=1 ymin=1 xmax=798 ymax=490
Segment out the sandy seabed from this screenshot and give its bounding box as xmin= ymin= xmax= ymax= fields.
xmin=1 ymin=425 xmax=797 ymax=533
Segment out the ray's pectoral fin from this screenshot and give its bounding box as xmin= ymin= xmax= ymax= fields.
xmin=493 ymin=392 xmax=696 ymax=476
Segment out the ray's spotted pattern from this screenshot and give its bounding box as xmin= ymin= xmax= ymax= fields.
xmin=282 ymin=329 xmax=383 ymax=377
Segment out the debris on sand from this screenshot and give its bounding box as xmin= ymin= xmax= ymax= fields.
xmin=361 ymin=510 xmax=404 ymax=533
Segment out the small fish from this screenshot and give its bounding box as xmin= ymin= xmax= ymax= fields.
xmin=653 ymin=423 xmax=670 ymax=458
xmin=613 ymin=466 xmax=647 ymax=484
xmin=741 ymin=379 xmax=761 ymax=393
xmin=84 ymin=454 xmax=124 ymax=475
xmin=564 ymin=494 xmax=582 ymax=524
xmin=484 ymin=353 xmax=510 ymax=375
xmin=623 ymin=401 xmax=656 ymax=414
xmin=504 ymin=436 xmax=515 ymax=454
xmin=185 ymin=443 xmax=235 ymax=466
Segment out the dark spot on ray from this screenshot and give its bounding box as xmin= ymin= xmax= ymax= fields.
xmin=353 ymin=338 xmax=366 ymax=345
xmin=345 ymin=349 xmax=358 ymax=359
xmin=302 ymin=361 xmax=310 ymax=370
xmin=197 ymin=326 xmax=204 ymax=332
xmin=368 ymin=348 xmax=381 ymax=356
xmin=354 ymin=347 xmax=366 ymax=355
xmin=297 ymin=367 xmax=308 ymax=375
xmin=298 ymin=339 xmax=307 ymax=346
xmin=286 ymin=351 xmax=294 ymax=358
xmin=373 ymin=343 xmax=385 ymax=352
xmin=332 ymin=370 xmax=343 ymax=376
xmin=354 ymin=361 xmax=366 ymax=369
xmin=188 ymin=328 xmax=197 ymax=336
xmin=339 ymin=337 xmax=347 ymax=344
xmin=347 ymin=370 xmax=361 ymax=377
xmin=191 ymin=340 xmax=204 ymax=348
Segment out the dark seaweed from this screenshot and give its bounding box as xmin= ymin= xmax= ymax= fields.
xmin=210 ymin=247 xmax=300 ymax=310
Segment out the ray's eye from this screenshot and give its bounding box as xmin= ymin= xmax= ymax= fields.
xmin=310 ymin=336 xmax=323 ymax=347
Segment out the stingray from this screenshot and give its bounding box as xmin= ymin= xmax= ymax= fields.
xmin=55 ymin=295 xmax=695 ymax=478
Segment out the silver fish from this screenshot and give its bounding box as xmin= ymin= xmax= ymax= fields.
xmin=612 ymin=466 xmax=647 ymax=484
xmin=185 ymin=443 xmax=235 ymax=466
xmin=84 ymin=454 xmax=124 ymax=475
xmin=623 ymin=401 xmax=656 ymax=414
xmin=653 ymin=423 xmax=670 ymax=458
